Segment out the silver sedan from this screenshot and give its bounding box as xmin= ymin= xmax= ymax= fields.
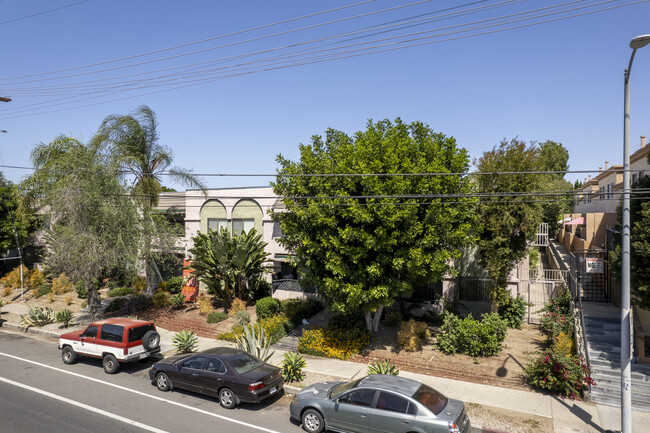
xmin=289 ymin=374 xmax=471 ymax=433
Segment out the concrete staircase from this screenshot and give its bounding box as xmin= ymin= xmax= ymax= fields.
xmin=583 ymin=303 xmax=650 ymax=411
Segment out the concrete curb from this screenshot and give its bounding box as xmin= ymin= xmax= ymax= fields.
xmin=0 ymin=320 xmax=61 ymax=340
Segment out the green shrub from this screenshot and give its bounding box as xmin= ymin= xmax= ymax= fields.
xmin=367 ymin=359 xmax=400 ymax=376
xmin=125 ymin=294 xmax=153 ymax=314
xmin=172 ymin=329 xmax=199 ymax=354
xmin=281 ymin=298 xmax=324 ymax=327
xmin=540 ymin=309 xmax=574 ymax=340
xmin=256 ymin=296 xmax=281 ymax=319
xmin=21 ymin=306 xmax=55 ymax=327
xmin=33 ymin=284 xmax=52 ymax=298
xmin=170 ymin=293 xmax=186 ymax=308
xmin=281 ymin=352 xmax=306 ymax=383
xmin=104 ymin=297 xmax=126 ymax=313
xmin=74 ymin=280 xmax=87 ymax=299
xmin=328 ymin=311 xmax=366 ymax=332
xmin=207 ymin=311 xmax=228 ymax=323
xmin=498 ymin=295 xmax=527 ymax=329
xmin=384 ymin=310 xmax=403 ymax=327
xmin=106 ymin=280 xmax=120 ymax=290
xmin=437 ymin=313 xmax=508 ymax=357
xmin=153 ymin=291 xmax=171 ymax=308
xmin=107 ymin=287 xmax=134 ymax=298
xmin=55 ymin=308 xmax=74 ymax=328
xmin=396 ymin=319 xmax=430 ymax=352
xmin=166 ymin=276 xmax=184 ymax=294
xmin=525 ymin=348 xmax=595 ymax=399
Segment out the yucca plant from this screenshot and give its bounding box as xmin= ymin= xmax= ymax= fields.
xmin=235 ymin=323 xmax=274 ymax=362
xmin=367 ymin=359 xmax=400 ymax=376
xmin=55 ymin=308 xmax=75 ymax=328
xmin=172 ymin=329 xmax=199 ymax=354
xmin=0 ymin=300 xmax=5 ymax=308
xmin=281 ymin=352 xmax=306 ymax=383
xmin=21 ymin=306 xmax=55 ymax=327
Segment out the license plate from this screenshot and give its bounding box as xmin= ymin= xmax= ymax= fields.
xmin=269 ymin=387 xmax=277 ymax=394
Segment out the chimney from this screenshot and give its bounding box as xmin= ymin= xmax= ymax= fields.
xmin=642 ymin=135 xmax=646 ymax=148
xmin=605 ymin=161 xmax=609 ymax=170
xmin=599 ymin=167 xmax=602 ymax=173
xmin=588 ymin=175 xmax=591 ymax=181
xmin=584 ymin=177 xmax=587 ymax=184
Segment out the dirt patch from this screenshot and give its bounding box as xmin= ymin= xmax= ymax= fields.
xmin=466 ymin=402 xmax=553 ymax=433
xmin=350 ymin=322 xmax=545 ymax=391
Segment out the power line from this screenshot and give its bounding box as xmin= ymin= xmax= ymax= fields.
xmin=0 ymin=0 xmax=93 ymax=26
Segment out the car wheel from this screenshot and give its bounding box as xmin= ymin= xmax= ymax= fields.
xmin=219 ymin=388 xmax=238 ymax=409
xmin=142 ymin=330 xmax=160 ymax=351
xmin=156 ymin=372 xmax=172 ymax=391
xmin=302 ymin=409 xmax=325 ymax=433
xmin=103 ymin=354 xmax=120 ymax=374
xmin=61 ymin=346 xmax=77 ymax=364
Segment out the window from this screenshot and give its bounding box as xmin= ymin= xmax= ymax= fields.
xmin=338 ymin=389 xmax=376 ymax=407
xmin=182 ymin=356 xmax=206 ymax=370
xmin=128 ymin=324 xmax=155 ymax=343
xmin=375 ymin=392 xmax=413 ymax=414
xmin=82 ymin=325 xmax=98 ymax=338
xmin=207 ymin=218 xmax=227 ymax=233
xmin=232 ymin=218 xmax=254 ymax=235
xmin=633 ymin=173 xmax=638 ymax=184
xmin=412 ymin=384 xmax=448 ymax=415
xmin=599 ymin=186 xmax=605 ymax=200
xmin=204 ymin=358 xmax=226 ymax=373
xmin=100 ymin=324 xmax=124 ymax=342
xmin=228 ymin=352 xmax=263 ymax=374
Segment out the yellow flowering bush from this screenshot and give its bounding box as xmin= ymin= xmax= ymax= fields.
xmin=298 ymin=326 xmax=371 ymax=360
xmin=52 ymin=273 xmax=74 ymax=295
xmin=219 ymin=315 xmax=291 ymax=346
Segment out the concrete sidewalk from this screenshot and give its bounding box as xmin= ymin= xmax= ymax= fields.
xmin=2 ymin=301 xmax=648 ymax=432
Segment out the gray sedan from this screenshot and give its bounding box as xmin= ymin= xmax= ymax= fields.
xmin=289 ymin=374 xmax=471 ymax=433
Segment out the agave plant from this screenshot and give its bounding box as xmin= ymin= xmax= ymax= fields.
xmin=235 ymin=323 xmax=274 ymax=362
xmin=172 ymin=329 xmax=199 ymax=354
xmin=21 ymin=306 xmax=55 ymax=327
xmin=281 ymin=352 xmax=306 ymax=383
xmin=367 ymin=359 xmax=400 ymax=376
xmin=55 ymin=308 xmax=75 ymax=328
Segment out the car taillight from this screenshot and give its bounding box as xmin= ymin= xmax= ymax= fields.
xmin=448 ymin=421 xmax=460 ymax=433
xmin=248 ymin=381 xmax=264 ymax=391
xmin=124 ymin=348 xmax=128 ymax=356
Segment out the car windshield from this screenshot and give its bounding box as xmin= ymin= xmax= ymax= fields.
xmin=172 ymin=354 xmax=192 ymax=365
xmin=128 ymin=324 xmax=155 ymax=343
xmin=228 ymin=352 xmax=263 ymax=374
xmin=329 ymin=378 xmax=362 ymax=399
xmin=412 ymin=384 xmax=448 ymax=415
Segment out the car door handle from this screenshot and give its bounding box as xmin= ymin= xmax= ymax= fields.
xmin=401 ymin=421 xmax=409 ymax=424
xmin=192 ymin=373 xmax=199 ymax=377
xmin=360 ymin=415 xmax=367 ymax=418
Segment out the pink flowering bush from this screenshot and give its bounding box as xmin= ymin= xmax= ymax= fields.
xmin=525 ymin=348 xmax=595 ymax=398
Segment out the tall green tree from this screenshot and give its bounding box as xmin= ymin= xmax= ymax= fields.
xmin=91 ymin=105 xmax=205 ymax=208
xmin=272 ymin=119 xmax=477 ymax=332
xmin=538 ymin=140 xmax=572 ymax=236
xmin=610 ymin=175 xmax=650 ymax=309
xmin=476 ymin=138 xmax=544 ymax=308
xmin=187 ymin=228 xmax=269 ymax=305
xmin=24 ymin=135 xmax=178 ymax=320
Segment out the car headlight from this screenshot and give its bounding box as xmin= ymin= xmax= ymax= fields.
xmin=292 ymin=395 xmax=300 ymax=405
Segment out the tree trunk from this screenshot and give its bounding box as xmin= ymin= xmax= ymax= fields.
xmin=87 ymin=279 xmax=103 ymax=321
xmin=364 ymin=305 xmax=385 ymax=333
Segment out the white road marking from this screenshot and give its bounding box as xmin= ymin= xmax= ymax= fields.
xmin=0 ymin=376 xmax=170 ymax=433
xmin=0 ymin=351 xmax=283 ymax=433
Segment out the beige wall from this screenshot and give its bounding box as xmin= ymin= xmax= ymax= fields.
xmin=558 ymin=212 xmax=616 ymax=252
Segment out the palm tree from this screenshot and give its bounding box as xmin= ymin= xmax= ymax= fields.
xmin=91 ymin=105 xmax=206 ymax=208
xmin=188 ymin=228 xmax=270 ymax=306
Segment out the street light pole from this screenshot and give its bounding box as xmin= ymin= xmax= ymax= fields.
xmin=622 ymin=33 xmax=650 ymax=433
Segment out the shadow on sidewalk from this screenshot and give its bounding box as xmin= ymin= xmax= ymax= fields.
xmin=553 ymin=396 xmax=605 ymax=433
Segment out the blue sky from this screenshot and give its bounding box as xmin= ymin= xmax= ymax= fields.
xmin=1 ymin=0 xmax=649 ymax=189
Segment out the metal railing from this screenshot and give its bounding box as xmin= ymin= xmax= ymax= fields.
xmin=271 ymin=279 xmax=316 ymax=293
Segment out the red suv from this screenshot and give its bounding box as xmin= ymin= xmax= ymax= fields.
xmin=59 ymin=318 xmax=161 ymax=374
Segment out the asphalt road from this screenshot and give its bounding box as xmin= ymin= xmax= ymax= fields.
xmin=0 ymin=328 xmax=301 ymax=433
